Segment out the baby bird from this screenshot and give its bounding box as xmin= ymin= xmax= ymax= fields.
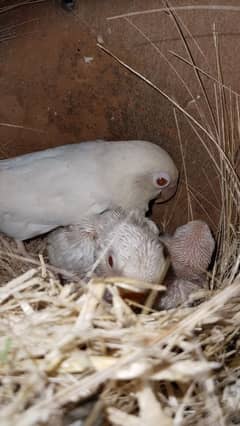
xmin=0 ymin=140 xmax=178 ymax=242
xmin=155 ymin=220 xmax=215 ymax=310
xmin=47 ymin=209 xmax=166 ymax=287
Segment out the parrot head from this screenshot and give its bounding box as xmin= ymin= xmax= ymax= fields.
xmin=97 ymin=213 xmax=167 ymax=289
xmin=108 ymin=141 xmax=179 ymax=213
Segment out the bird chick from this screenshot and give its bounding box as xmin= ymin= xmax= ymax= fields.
xmin=0 ymin=140 xmax=178 ymax=241
xmin=155 ymin=220 xmax=215 ymax=310
xmin=160 ymin=220 xmax=215 ymax=280
xmin=154 ymin=274 xmax=203 ymax=310
xmin=47 ymin=209 xmax=166 ymax=288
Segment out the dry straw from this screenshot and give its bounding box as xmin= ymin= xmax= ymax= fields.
xmin=0 ymin=2 xmax=240 ymax=425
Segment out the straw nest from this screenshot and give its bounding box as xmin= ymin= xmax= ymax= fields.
xmin=0 ymin=4 xmax=240 ymax=426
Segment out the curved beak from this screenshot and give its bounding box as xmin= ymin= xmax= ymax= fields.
xmin=155 ymin=178 xmax=179 ymax=204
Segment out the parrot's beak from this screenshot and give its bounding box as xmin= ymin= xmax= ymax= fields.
xmin=155 ymin=179 xmax=178 ymax=204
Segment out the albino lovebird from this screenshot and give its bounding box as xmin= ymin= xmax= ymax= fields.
xmin=0 ymin=140 xmax=178 ymax=241
xmin=47 ymin=209 xmax=166 ymax=286
xmin=155 ymin=220 xmax=215 ymax=310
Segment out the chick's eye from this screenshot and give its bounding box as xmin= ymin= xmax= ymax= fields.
xmin=108 ymin=255 xmax=114 ymax=268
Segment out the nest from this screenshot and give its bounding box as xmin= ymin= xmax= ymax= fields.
xmin=0 ymin=4 xmax=240 ymax=426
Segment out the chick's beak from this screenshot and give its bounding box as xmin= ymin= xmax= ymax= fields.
xmin=155 ymin=178 xmax=178 ymax=204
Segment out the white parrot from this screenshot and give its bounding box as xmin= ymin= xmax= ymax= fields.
xmin=47 ymin=208 xmax=166 ymax=286
xmin=155 ymin=220 xmax=215 ymax=310
xmin=0 ymin=140 xmax=178 ymax=241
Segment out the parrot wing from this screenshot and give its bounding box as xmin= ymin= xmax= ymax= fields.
xmin=0 ymin=143 xmax=113 ymax=239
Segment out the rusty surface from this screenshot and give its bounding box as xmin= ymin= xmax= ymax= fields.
xmin=0 ymin=0 xmax=239 ymax=232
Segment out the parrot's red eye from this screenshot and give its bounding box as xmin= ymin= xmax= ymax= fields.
xmin=156 ymin=177 xmax=168 ymax=186
xmin=108 ymin=255 xmax=114 ymax=268
xmin=154 ymin=172 xmax=170 ymax=188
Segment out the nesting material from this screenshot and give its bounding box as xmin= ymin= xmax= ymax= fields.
xmin=0 ymin=262 xmax=240 ymax=426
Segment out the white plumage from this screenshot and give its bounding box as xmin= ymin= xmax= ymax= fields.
xmin=0 ymin=140 xmax=178 ymax=240
xmin=156 ymin=220 xmax=215 ymax=309
xmin=47 ymin=209 xmax=166 ymax=285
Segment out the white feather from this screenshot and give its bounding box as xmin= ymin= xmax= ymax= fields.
xmin=0 ymin=140 xmax=178 ymax=240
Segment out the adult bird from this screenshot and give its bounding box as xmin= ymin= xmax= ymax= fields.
xmin=0 ymin=140 xmax=178 ymax=242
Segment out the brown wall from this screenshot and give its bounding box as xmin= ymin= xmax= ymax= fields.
xmin=0 ymin=0 xmax=239 ymax=231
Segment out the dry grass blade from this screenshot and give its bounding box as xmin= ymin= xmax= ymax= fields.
xmin=173 ymin=108 xmax=193 ymax=221
xmin=169 ymin=50 xmax=240 ymax=97
xmin=0 ymin=122 xmax=45 ymax=133
xmin=164 ymin=0 xmax=217 ymax=137
xmin=107 ymin=5 xmax=240 ymax=21
xmin=97 ymin=42 xmax=240 ymax=194
xmin=0 ymin=0 xmax=46 ymax=14
xmin=123 ymin=16 xmax=207 ymax=125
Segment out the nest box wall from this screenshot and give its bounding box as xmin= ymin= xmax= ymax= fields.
xmin=0 ymin=0 xmax=239 ymax=231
